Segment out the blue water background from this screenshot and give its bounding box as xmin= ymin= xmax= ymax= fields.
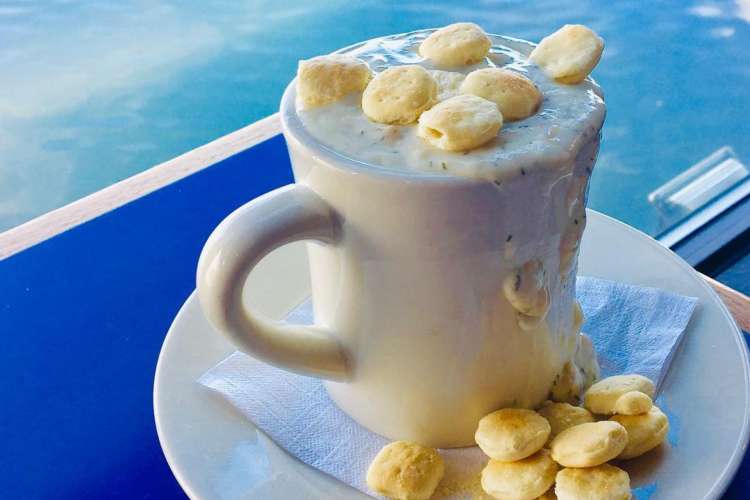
xmin=1 ymin=0 xmax=749 ymax=234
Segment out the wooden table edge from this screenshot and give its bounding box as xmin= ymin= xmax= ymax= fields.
xmin=0 ymin=113 xmax=282 ymax=260
xmin=1 ymin=113 xmax=748 ymax=331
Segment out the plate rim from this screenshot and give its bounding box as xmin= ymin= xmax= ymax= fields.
xmin=154 ymin=301 xmax=203 ymax=500
xmin=154 ymin=209 xmax=750 ymax=499
xmin=587 ymin=211 xmax=750 ymax=499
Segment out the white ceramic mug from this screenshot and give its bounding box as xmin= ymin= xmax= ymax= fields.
xmin=197 ymin=79 xmax=601 ymax=447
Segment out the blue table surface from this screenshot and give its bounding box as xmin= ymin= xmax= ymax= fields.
xmin=1 ymin=135 xmax=748 ymax=499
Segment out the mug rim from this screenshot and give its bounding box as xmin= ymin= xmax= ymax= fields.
xmin=279 ymin=29 xmax=603 ymax=185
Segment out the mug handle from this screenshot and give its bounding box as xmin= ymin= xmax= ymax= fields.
xmin=197 ymin=184 xmax=350 ymax=381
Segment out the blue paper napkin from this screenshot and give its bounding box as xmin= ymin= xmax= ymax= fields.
xmin=576 ymin=276 xmax=698 ymax=390
xmin=199 ymin=276 xmax=698 ymax=499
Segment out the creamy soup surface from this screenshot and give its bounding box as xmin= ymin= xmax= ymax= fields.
xmin=296 ymin=30 xmax=606 ymax=181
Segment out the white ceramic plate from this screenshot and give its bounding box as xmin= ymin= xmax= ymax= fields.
xmin=154 ymin=210 xmax=750 ymax=499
